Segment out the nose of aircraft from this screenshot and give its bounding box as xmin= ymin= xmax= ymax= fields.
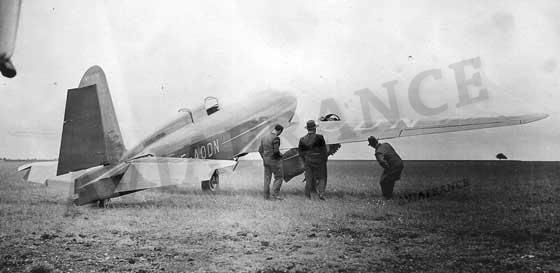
xmin=253 ymin=90 xmax=297 ymax=113
xmin=274 ymin=92 xmax=298 ymax=120
xmin=251 ymin=91 xmax=298 ymax=124
xmin=276 ymin=91 xmax=298 ymax=112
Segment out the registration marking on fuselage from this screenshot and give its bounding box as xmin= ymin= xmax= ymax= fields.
xmin=193 ymin=139 xmax=220 ymax=159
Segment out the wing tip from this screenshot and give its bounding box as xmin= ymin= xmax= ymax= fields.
xmin=520 ymin=113 xmax=549 ymax=124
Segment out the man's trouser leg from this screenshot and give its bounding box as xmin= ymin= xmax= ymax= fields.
xmin=316 ymin=163 xmax=327 ymax=198
xmin=316 ymin=178 xmax=326 ymax=198
xmin=304 ymin=166 xmax=315 ymax=199
xmin=379 ymin=175 xmax=395 ymax=198
xmin=379 ymin=168 xmax=402 ymax=198
xmin=310 ymin=179 xmax=317 ymax=193
xmin=270 ymin=160 xmax=283 ymax=197
xmin=263 ymin=163 xmax=272 ymax=199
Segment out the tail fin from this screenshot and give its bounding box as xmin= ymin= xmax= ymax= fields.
xmin=57 ymin=66 xmax=126 ymax=175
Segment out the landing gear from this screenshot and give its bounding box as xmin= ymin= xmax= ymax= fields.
xmin=97 ymin=198 xmax=111 ymax=208
xmin=201 ymin=171 xmax=219 ymax=192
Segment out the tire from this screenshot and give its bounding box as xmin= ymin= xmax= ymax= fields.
xmin=201 ymin=171 xmax=219 ymax=192
xmin=97 ymin=198 xmax=110 ymax=208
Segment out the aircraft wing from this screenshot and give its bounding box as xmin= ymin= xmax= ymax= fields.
xmin=278 ymin=113 xmax=548 ymax=148
xmin=19 ymin=157 xmax=238 ymax=205
xmin=113 ymin=157 xmax=236 ymax=192
xmin=18 ymin=157 xmax=236 ymax=195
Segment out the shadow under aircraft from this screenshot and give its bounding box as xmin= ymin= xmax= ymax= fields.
xmin=19 ymin=66 xmax=548 ymax=207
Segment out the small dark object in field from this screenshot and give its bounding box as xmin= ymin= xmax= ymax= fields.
xmin=153 ymin=246 xmax=162 ymax=251
xmin=496 ymin=153 xmax=508 ymax=160
xmin=236 ymin=231 xmax=248 ymax=237
xmin=261 ymin=241 xmax=270 ymax=246
xmin=78 ymin=233 xmax=86 ymax=238
xmin=40 ymin=233 xmax=57 ymax=240
xmin=128 ymin=258 xmax=136 ymax=264
xmin=307 ymin=233 xmax=316 ymax=238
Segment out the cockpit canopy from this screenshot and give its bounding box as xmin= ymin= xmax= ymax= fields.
xmin=205 ymin=96 xmax=220 ymax=115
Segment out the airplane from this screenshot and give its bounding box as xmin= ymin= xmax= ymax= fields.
xmin=0 ymin=0 xmax=22 ymax=78
xmin=18 ymin=65 xmax=548 ymax=207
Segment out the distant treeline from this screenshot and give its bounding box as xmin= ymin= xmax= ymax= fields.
xmin=1 ymin=158 xmax=58 ymax=161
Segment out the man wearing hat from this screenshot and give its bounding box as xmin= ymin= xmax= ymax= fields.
xmin=298 ymin=120 xmax=328 ymax=200
xmin=368 ymin=136 xmax=404 ymax=199
xmin=258 ymin=124 xmax=285 ymax=200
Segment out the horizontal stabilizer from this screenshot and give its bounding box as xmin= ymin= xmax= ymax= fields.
xmin=46 ymin=170 xmax=87 ymax=184
xmin=18 ymin=161 xmax=58 ymax=184
xmin=18 ymin=161 xmax=89 ymax=186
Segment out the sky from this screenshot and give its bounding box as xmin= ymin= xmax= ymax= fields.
xmin=0 ymin=0 xmax=559 ymax=160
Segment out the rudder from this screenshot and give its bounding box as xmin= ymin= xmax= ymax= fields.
xmin=57 ymin=66 xmax=126 ymax=175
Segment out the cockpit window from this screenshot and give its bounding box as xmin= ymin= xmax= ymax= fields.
xmin=205 ymin=96 xmax=220 ymax=115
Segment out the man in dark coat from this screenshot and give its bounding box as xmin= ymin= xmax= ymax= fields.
xmin=368 ymin=136 xmax=404 ymax=199
xmin=258 ymin=124 xmax=284 ymax=200
xmin=298 ymin=120 xmax=328 ymax=200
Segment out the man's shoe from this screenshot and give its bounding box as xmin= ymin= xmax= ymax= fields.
xmin=318 ymin=195 xmax=325 ymax=200
xmin=271 ymin=196 xmax=284 ymax=201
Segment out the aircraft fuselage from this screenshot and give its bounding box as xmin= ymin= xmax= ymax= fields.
xmin=123 ymin=91 xmax=298 ymax=162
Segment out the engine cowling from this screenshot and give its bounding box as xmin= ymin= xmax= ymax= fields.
xmin=0 ymin=59 xmax=16 ymax=78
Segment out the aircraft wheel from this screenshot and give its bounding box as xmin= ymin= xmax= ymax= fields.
xmin=97 ymin=198 xmax=111 ymax=208
xmin=201 ymin=171 xmax=219 ymax=192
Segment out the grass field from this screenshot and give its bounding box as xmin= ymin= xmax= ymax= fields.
xmin=1 ymin=160 xmax=559 ymax=273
